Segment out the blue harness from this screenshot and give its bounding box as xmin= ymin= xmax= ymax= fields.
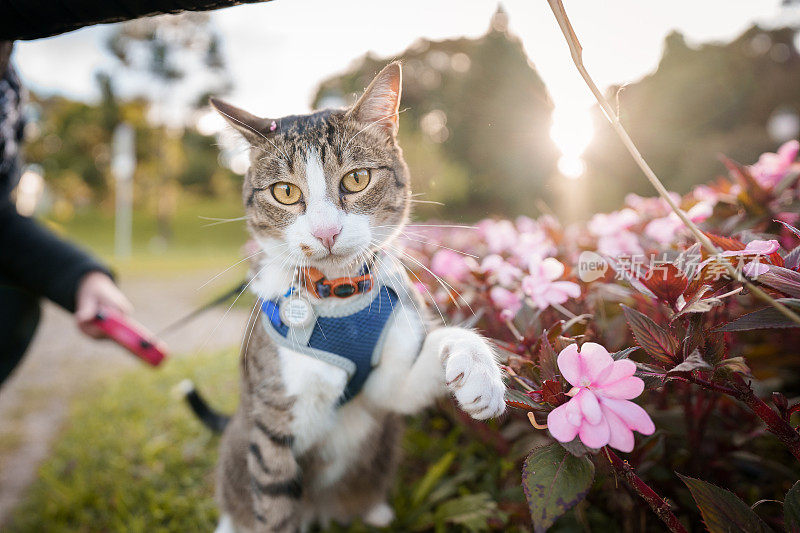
xmin=260 ymin=285 xmax=400 ymax=403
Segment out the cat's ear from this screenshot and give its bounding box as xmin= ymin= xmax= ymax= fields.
xmin=209 ymin=97 xmax=277 ymax=145
xmin=347 ymin=61 xmax=402 ymax=136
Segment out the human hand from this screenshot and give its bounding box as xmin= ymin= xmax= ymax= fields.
xmin=74 ymin=271 xmax=133 ymax=338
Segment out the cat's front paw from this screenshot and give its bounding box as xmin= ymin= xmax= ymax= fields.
xmin=441 ymin=331 xmax=506 ymax=420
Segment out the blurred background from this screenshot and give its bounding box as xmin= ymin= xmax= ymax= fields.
xmin=4 ymin=0 xmax=800 ymax=529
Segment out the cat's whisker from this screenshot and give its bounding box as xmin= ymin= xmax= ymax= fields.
xmin=371 ymin=251 xmax=428 ymax=336
xmin=373 ymin=230 xmax=479 ymax=259
xmin=193 ymin=249 xmax=289 ymax=357
xmin=196 ymin=243 xmax=289 ymax=291
xmin=199 ymin=215 xmax=251 ymax=227
xmin=408 ymin=199 xmax=445 ymax=206
xmin=374 ymin=223 xmax=478 ymax=231
xmin=379 ymin=249 xmax=447 ymax=327
xmin=381 ymin=241 xmax=474 ymax=317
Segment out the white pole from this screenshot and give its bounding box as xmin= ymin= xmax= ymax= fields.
xmin=112 ymin=123 xmax=135 ymax=259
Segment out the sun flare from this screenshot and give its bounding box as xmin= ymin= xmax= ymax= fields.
xmin=550 ymin=106 xmax=594 ymax=179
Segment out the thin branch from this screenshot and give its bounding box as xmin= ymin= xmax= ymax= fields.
xmin=545 ymin=0 xmax=800 ymax=327
xmin=686 ymin=374 xmax=800 ymax=463
xmin=605 ymin=448 xmax=688 ymax=533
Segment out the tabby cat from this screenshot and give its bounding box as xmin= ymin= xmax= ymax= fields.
xmin=200 ymin=62 xmax=506 ymax=533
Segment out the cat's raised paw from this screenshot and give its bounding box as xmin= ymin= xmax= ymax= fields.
xmin=441 ymin=332 xmax=506 ymax=420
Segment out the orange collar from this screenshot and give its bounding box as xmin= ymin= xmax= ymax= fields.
xmin=302 ymin=266 xmax=373 ymax=299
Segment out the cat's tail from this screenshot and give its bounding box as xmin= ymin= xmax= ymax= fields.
xmin=178 ymin=379 xmax=230 ymax=433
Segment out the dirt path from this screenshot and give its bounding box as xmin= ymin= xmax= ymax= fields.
xmin=0 ymin=270 xmax=250 ymax=524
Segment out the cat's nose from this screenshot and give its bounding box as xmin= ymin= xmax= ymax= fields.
xmin=311 ymin=225 xmax=341 ymax=252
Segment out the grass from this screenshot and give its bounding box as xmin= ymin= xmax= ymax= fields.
xmin=42 ymin=195 xmax=248 ymax=278
xmin=5 ymin=347 xmax=529 ymax=532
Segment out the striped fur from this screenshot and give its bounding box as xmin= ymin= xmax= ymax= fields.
xmin=211 ymin=63 xmax=507 ymax=532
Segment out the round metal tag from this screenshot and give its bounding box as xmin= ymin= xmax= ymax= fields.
xmin=279 ymin=296 xmax=315 ymax=328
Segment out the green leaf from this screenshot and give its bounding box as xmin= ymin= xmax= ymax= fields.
xmin=785 ymin=481 xmax=800 ymax=533
xmin=621 ymin=305 xmax=679 ymax=365
xmin=522 ymin=443 xmax=595 ymax=532
xmin=678 ymin=474 xmax=774 ymax=533
xmin=433 ymin=493 xmax=499 ymax=532
xmin=412 ymin=451 xmax=456 ymax=506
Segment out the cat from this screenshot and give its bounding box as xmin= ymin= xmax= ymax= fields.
xmin=194 ymin=62 xmax=507 ymax=533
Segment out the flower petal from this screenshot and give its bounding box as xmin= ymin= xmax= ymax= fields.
xmin=578 ymin=390 xmax=602 ymax=425
xmin=551 ymin=281 xmax=581 ymax=298
xmin=540 ymin=257 xmax=565 ymax=280
xmin=578 ymin=415 xmax=610 ymax=449
xmin=744 ymin=239 xmax=779 ymax=255
xmin=778 ymin=139 xmax=800 ymax=163
xmin=557 ymin=344 xmax=582 ymax=387
xmin=547 ymin=403 xmax=579 ymax=443
xmin=600 ymin=376 xmax=645 ymax=400
xmin=601 ymin=403 xmax=635 ymax=452
xmin=565 ymin=396 xmax=583 ymax=426
xmin=596 ymin=359 xmax=636 ymax=386
xmin=578 ymin=342 xmax=613 ymax=384
xmin=601 ymin=398 xmax=655 ymax=435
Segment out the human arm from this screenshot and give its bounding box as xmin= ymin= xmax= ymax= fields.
xmin=0 ymin=0 xmax=271 ymax=41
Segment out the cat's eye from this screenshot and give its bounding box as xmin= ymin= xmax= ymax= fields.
xmin=341 ymin=169 xmax=371 ymax=193
xmin=271 ymin=182 xmax=302 ymax=205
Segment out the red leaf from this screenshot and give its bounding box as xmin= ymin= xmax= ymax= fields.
xmin=719 ymin=154 xmax=771 ymax=204
xmin=621 ymin=305 xmax=680 ymax=365
xmin=638 ymin=263 xmax=689 ymax=306
xmin=541 ymin=380 xmax=566 ymax=406
xmin=702 ymin=231 xmax=745 ymax=253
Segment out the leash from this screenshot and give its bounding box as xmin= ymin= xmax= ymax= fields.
xmin=156 ymin=280 xmax=248 ymax=337
xmin=91 ymin=280 xmax=247 ymax=367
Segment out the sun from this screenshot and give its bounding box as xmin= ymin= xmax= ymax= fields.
xmin=550 ymin=106 xmax=594 ymax=180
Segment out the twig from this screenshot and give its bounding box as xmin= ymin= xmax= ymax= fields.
xmin=686 ymin=374 xmax=800 ymax=462
xmin=605 ymin=448 xmax=688 ymax=533
xmin=545 ymin=0 xmax=800 ymax=327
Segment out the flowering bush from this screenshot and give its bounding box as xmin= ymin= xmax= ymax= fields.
xmin=401 ymin=140 xmax=800 ymax=531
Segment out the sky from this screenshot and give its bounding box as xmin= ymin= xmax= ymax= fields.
xmin=11 ymin=0 xmax=797 ymax=175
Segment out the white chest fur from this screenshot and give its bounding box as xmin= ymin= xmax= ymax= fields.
xmin=276 ymin=293 xmax=425 ymax=487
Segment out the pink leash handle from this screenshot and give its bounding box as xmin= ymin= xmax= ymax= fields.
xmin=91 ymin=307 xmax=167 ymax=366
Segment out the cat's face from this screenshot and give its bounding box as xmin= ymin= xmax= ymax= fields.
xmin=212 ymin=63 xmax=410 ymax=272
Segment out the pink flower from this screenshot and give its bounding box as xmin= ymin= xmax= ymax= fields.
xmin=521 ymin=257 xmax=581 ymax=310
xmin=547 ymin=343 xmax=655 ymax=452
xmin=514 ymin=231 xmax=556 ymax=263
xmin=588 ymin=209 xmax=638 ymax=237
xmin=719 ymin=239 xmax=779 ymax=279
xmin=489 ymin=286 xmax=522 ymax=318
xmin=479 ymin=219 xmax=518 ymax=254
xmin=597 ymin=231 xmax=644 ymax=256
xmin=625 ymin=192 xmax=681 ymax=218
xmin=692 ymin=185 xmax=720 ymax=206
xmin=516 ymin=215 xmax=538 ymax=233
xmin=719 ymin=239 xmax=779 ymax=257
xmin=413 ymin=281 xmax=428 ymax=294
xmin=743 ymin=260 xmax=770 ymax=278
xmin=430 ymin=249 xmax=472 ymax=281
xmin=644 ymin=216 xmax=681 ymax=246
xmin=750 ymin=140 xmax=799 ymax=189
xmin=481 ymin=254 xmax=522 ymax=287
xmin=644 ymin=203 xmax=713 ymax=246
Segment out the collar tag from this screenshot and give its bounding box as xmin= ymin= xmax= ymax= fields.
xmin=280 ymin=296 xmax=315 ymax=328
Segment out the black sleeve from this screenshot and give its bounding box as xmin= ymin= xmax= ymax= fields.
xmin=0 ymin=0 xmax=270 ymax=41
xmin=0 ymin=198 xmax=112 ymax=312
